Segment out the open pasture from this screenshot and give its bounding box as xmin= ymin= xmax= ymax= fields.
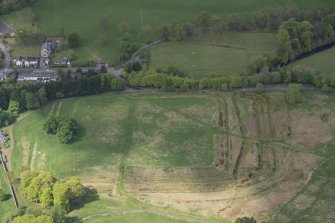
xmin=11 ymin=92 xmax=335 ymax=221
xmin=150 ymin=32 xmax=277 ymax=78
xmin=27 ymin=0 xmax=334 ymax=63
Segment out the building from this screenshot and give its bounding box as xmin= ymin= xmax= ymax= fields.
xmin=13 ymin=57 xmax=39 ymax=68
xmin=53 ymin=57 xmax=70 ymax=66
xmin=41 ymin=41 xmax=57 ymax=58
xmin=17 ymin=69 xmax=57 ymax=83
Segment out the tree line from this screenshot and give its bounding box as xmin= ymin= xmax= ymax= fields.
xmin=0 ymin=71 xmax=125 ymax=127
xmin=0 ymin=0 xmax=34 ymax=15
xmin=127 ymin=68 xmax=335 ymax=92
xmin=156 ymin=7 xmax=335 ymax=43
xmin=5 ymin=170 xmax=93 ymax=223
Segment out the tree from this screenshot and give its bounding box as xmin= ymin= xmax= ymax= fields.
xmin=321 ymin=84 xmax=331 ymax=93
xmin=8 ymin=100 xmax=20 ymax=115
xmin=43 ymin=117 xmax=59 ymax=134
xmin=65 ymin=177 xmax=86 ymax=204
xmin=287 ymin=84 xmax=302 ymax=104
xmin=40 ymin=187 xmax=54 ymax=208
xmin=53 ymin=182 xmax=70 ymax=211
xmin=24 ymin=172 xmax=57 ymax=203
xmin=196 ymin=11 xmax=212 ymax=28
xmin=12 ymin=214 xmax=53 ymax=223
xmin=235 ymin=217 xmax=257 ymax=223
xmin=119 ymin=21 xmax=129 ymax=33
xmin=68 ymin=32 xmax=81 ymax=48
xmin=12 ymin=214 xmax=35 ymax=223
xmin=157 ymin=23 xmax=173 ymax=41
xmin=277 ymin=28 xmax=293 ymax=64
xmin=255 ymin=83 xmax=264 ymax=94
xmin=36 ymin=87 xmax=48 ymax=105
xmin=56 ymin=123 xmax=75 ymax=144
xmin=51 ymin=206 xmax=67 ymax=223
xmin=171 ymin=23 xmax=186 ymax=41
xmin=25 ymin=92 xmax=40 ymax=110
xmin=0 ymin=188 xmax=7 ymax=201
xmin=33 ymin=215 xmax=53 ymax=223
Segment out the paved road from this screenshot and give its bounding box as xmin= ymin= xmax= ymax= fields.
xmin=0 ymin=43 xmax=13 ymax=75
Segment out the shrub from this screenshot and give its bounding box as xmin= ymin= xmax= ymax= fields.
xmin=235 ymin=217 xmax=257 ymax=223
xmin=0 ymin=188 xmax=8 ymax=201
xmin=255 ymin=83 xmax=264 ymax=94
xmin=287 ymin=84 xmax=302 ymax=104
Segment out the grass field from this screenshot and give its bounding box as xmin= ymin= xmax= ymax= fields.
xmin=0 ymin=167 xmax=17 ymax=223
xmin=150 ymin=32 xmax=277 ymax=78
xmin=68 ymin=198 xmax=227 ymax=223
xmin=287 ymin=46 xmax=335 ymax=74
xmin=273 ymin=95 xmax=335 ymax=223
xmin=11 ymin=92 xmax=335 ymax=222
xmin=12 ymin=93 xmax=220 ymax=177
xmin=25 ymin=0 xmax=334 ymax=64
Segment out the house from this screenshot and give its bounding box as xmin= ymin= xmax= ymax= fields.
xmin=53 ymin=57 xmax=69 ymax=66
xmin=41 ymin=41 xmax=57 ymax=58
xmin=15 ymin=60 xmax=23 ymax=67
xmin=26 ymin=57 xmax=39 ymax=67
xmin=13 ymin=57 xmax=39 ymax=67
xmin=17 ymin=69 xmax=57 ymax=83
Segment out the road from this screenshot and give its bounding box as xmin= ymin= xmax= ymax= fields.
xmin=0 ymin=42 xmax=13 ymax=75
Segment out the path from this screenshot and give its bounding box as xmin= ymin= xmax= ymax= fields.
xmin=130 ymin=39 xmax=162 ymax=61
xmin=1 ymin=112 xmax=32 ymax=172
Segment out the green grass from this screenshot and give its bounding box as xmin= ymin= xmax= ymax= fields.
xmin=1 ymin=8 xmax=37 ymax=31
xmin=69 ymin=198 xmax=229 ymax=223
xmin=29 ymin=0 xmax=334 ymax=63
xmin=150 ymin=32 xmax=277 ymax=78
xmin=12 ymin=93 xmax=220 ymax=177
xmin=287 ymin=46 xmax=335 ymax=74
xmin=0 ymin=167 xmax=17 ymax=223
xmin=274 ymin=141 xmax=335 ymax=223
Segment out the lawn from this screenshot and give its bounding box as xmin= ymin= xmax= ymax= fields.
xmin=28 ymin=0 xmax=334 ymax=63
xmin=287 ymin=46 xmax=335 ymax=74
xmin=149 ymin=32 xmax=277 ymax=78
xmin=11 ymin=93 xmax=220 ymax=177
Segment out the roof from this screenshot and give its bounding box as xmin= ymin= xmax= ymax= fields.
xmin=41 ymin=41 xmax=57 ymax=52
xmin=54 ymin=57 xmax=68 ymax=64
xmin=17 ymin=69 xmax=57 ymax=81
xmin=0 ymin=21 xmax=15 ymax=34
